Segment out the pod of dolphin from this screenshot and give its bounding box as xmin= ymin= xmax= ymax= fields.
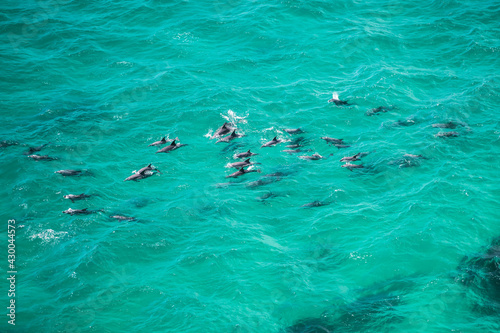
xmin=21 ymin=93 xmax=465 ymax=219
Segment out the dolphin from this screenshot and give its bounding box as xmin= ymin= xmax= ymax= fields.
xmin=436 ymin=131 xmax=460 ymax=138
xmin=137 ymin=163 xmax=153 ymax=173
xmin=299 ymin=153 xmax=331 ymax=160
xmin=366 ymin=106 xmax=390 ymax=116
xmin=28 ymin=154 xmax=56 ymax=161
xmin=148 ymin=137 xmax=167 ymax=146
xmin=282 ymin=148 xmax=313 ymax=154
xmin=212 ymin=122 xmax=234 ymax=138
xmin=346 ymin=152 xmax=370 ymax=160
xmin=301 ymin=200 xmax=331 ymax=208
xmin=432 ymin=122 xmax=462 ymax=129
xmin=55 ymin=169 xmax=82 ymax=176
xmin=234 ymin=149 xmax=258 ymax=159
xmin=328 ymin=92 xmax=349 ymax=105
xmin=265 ymin=171 xmax=287 ymax=177
xmin=261 ymin=136 xmax=284 ymax=148
xmin=342 ymin=163 xmax=364 ymax=170
xmin=285 ymin=136 xmax=310 ymax=148
xmin=389 ymin=154 xmax=426 ymax=168
xmin=226 ymin=167 xmax=261 ymax=178
xmin=110 ymin=215 xmax=136 ymax=221
xmin=246 ymin=177 xmax=277 ymax=188
xmin=257 ymin=192 xmax=280 ymax=201
xmin=403 ymin=154 xmax=426 ymax=159
xmin=283 ymin=128 xmax=304 ymax=135
xmin=246 ymin=169 xmax=295 ymax=188
xmin=227 ymin=158 xmax=261 ymax=169
xmin=63 ymin=193 xmax=91 ymax=202
xmin=340 ymin=153 xmax=361 ymax=162
xmin=334 ymin=144 xmax=351 ymax=149
xmin=63 ymin=208 xmax=101 ymax=215
xmin=392 ymin=119 xmax=416 ymax=127
xmin=321 ymin=137 xmax=344 ymax=145
xmin=124 ymin=172 xmax=148 ymax=182
xmin=124 ymin=168 xmax=158 ymax=181
xmin=137 ymin=163 xmax=161 ymax=174
xmin=216 ymin=130 xmax=244 ymax=144
xmin=156 ymin=139 xmax=187 ymax=153
xmin=24 ymin=143 xmax=49 ymax=155
xmin=0 ymin=140 xmax=18 ymax=148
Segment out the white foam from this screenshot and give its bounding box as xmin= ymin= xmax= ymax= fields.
xmin=222 ymin=109 xmax=248 ymax=124
xmin=30 ymin=229 xmax=68 ymax=243
xmin=204 ymin=130 xmax=214 ymax=138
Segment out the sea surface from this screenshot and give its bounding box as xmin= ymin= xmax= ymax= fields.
xmin=1 ymin=0 xmax=500 ymax=332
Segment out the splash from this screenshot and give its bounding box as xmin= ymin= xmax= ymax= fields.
xmin=221 ymin=109 xmax=248 ymax=124
xmin=30 ymin=229 xmax=68 ymax=243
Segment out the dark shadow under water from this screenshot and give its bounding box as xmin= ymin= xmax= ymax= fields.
xmin=455 ymin=236 xmax=500 ymax=315
xmin=282 ymin=276 xmax=419 ymax=333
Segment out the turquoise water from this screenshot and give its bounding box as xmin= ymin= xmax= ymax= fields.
xmin=1 ymin=0 xmax=500 ymax=332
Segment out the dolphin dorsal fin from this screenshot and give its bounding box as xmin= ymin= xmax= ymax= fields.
xmin=80 ymin=193 xmax=85 ymax=195
xmin=170 ymin=140 xmax=176 ymax=146
xmin=162 ymin=137 xmax=166 ymax=141
xmin=82 ymin=208 xmax=87 ymax=211
xmin=247 ymin=149 xmax=251 ymax=153
xmin=148 ymin=163 xmax=152 ymax=167
xmin=222 ymin=123 xmax=227 ymax=128
xmin=273 ymin=136 xmax=277 ymax=141
xmin=231 ymin=130 xmax=236 ymax=136
xmin=245 ymin=158 xmax=250 ymax=163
